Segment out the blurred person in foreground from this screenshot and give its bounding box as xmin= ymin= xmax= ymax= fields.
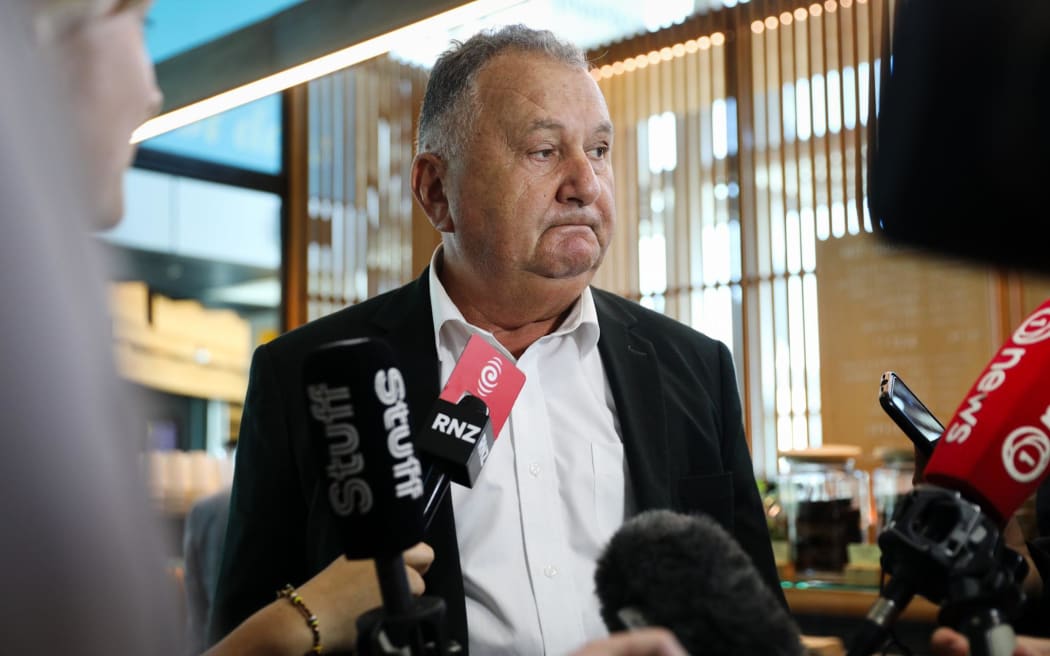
xmin=211 ymin=23 xmax=782 ymax=654
xmin=0 ymin=0 xmax=174 ymax=653
xmin=0 ymin=4 xmax=688 ymax=654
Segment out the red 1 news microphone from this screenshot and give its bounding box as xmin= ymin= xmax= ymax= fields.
xmin=849 ymin=298 xmax=1050 ymax=656
xmin=303 ymin=337 xmax=454 ymax=656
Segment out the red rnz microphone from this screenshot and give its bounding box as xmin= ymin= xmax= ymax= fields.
xmin=924 ymin=297 xmax=1050 ymax=524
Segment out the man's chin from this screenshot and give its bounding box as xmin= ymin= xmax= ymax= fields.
xmin=535 ymin=255 xmax=602 ymax=282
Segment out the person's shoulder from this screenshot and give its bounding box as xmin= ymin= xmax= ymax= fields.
xmin=262 ymin=278 xmax=424 ymax=361
xmin=591 ymin=287 xmax=722 ymax=349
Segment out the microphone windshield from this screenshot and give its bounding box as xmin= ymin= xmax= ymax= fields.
xmin=595 ymin=510 xmax=803 ymax=656
xmin=303 ymin=337 xmax=424 ymax=558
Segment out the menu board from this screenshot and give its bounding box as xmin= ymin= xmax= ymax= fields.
xmin=815 ymin=232 xmax=1000 ymax=473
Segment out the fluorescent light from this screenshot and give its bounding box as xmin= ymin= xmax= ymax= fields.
xmin=131 ymin=0 xmax=524 ymax=144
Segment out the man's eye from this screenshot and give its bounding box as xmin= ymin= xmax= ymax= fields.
xmin=533 ymin=149 xmax=556 ymax=160
xmin=590 ymin=146 xmax=610 ymax=159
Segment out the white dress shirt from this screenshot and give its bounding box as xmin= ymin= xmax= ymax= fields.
xmin=428 ymin=251 xmax=635 ymax=655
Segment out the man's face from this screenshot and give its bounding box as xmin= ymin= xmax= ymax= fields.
xmin=59 ymin=0 xmax=161 ymax=228
xmin=442 ymin=51 xmax=615 ymax=290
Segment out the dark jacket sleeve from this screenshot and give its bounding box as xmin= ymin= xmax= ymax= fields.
xmin=207 ymin=344 xmax=309 ymax=645
xmin=715 ymin=341 xmax=787 ymax=607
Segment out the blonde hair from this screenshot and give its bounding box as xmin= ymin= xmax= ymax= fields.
xmin=32 ymin=0 xmax=145 ymax=43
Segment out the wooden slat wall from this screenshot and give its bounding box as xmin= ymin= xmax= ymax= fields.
xmin=301 ymin=56 xmax=429 ymax=324
xmin=588 ymin=0 xmax=889 ymax=474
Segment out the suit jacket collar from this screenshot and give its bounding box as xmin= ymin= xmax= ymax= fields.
xmin=368 ymin=273 xmax=672 ymax=512
xmin=371 ymin=271 xmax=442 ymax=423
xmin=592 ymin=290 xmax=672 ymax=511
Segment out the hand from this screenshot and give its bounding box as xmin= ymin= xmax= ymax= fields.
xmin=569 ymin=628 xmax=687 ymax=656
xmin=204 ymin=542 xmax=434 ymax=656
xmin=298 ymin=542 xmax=434 ymax=651
xmin=931 ymin=627 xmax=1050 ymax=656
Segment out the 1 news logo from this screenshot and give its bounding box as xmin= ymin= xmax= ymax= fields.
xmin=999 ymin=304 xmax=1050 ymax=484
xmin=1002 ymin=409 xmax=1050 ymax=484
xmin=1012 ymin=307 xmax=1050 ymax=345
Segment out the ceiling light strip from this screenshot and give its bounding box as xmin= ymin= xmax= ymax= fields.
xmin=131 ymin=0 xmax=524 ymax=144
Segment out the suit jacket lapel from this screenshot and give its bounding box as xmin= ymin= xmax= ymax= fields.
xmin=593 ymin=290 xmax=671 ymax=511
xmin=371 ymin=271 xmax=442 ymax=422
xmin=367 ymin=270 xmax=469 ymax=646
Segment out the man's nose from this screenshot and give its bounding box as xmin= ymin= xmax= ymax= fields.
xmin=556 ymin=150 xmax=601 ymax=207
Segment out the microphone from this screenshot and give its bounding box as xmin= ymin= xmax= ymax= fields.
xmin=923 ymin=298 xmax=1050 ymax=523
xmin=303 ymin=337 xmax=450 ymax=655
xmin=594 ymin=509 xmax=804 ymax=656
xmin=848 ymin=298 xmax=1050 ymax=656
xmin=416 ymin=394 xmax=495 ymax=530
xmin=415 ymin=334 xmax=525 ymax=530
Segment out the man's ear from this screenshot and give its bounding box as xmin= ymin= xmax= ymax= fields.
xmin=411 ymin=153 xmax=453 ymax=232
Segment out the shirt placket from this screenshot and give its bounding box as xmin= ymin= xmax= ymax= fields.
xmin=511 ymin=349 xmax=587 ymax=653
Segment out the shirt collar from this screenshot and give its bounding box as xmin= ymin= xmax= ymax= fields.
xmin=427 ymin=245 xmax=600 ymax=361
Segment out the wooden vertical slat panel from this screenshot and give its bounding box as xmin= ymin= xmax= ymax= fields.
xmin=735 ymin=4 xmax=760 ymax=459
xmin=411 ymin=65 xmax=440 ymax=278
xmin=352 ymin=67 xmax=367 ymax=306
xmin=605 ymin=68 xmax=628 ymax=296
xmin=839 ymin=0 xmax=858 ymax=234
xmin=712 ymin=36 xmax=729 ymax=268
xmin=341 ymin=69 xmax=355 ymax=305
xmin=859 ymin=0 xmax=875 ymax=231
xmin=814 ymin=3 xmax=830 ymax=241
xmin=671 ymin=51 xmax=690 ymax=320
xmin=685 ymin=46 xmax=703 ymax=317
xmin=330 ymin=72 xmax=344 ymax=308
xmin=282 ymin=85 xmax=309 ymax=331
xmin=698 ymin=41 xmax=714 ymax=292
xmin=591 ymin=74 xmax=612 ymax=293
xmin=306 ymin=80 xmax=320 ymax=320
xmin=360 ymin=65 xmax=371 ymax=299
xmin=826 ymin=1 xmax=844 ymax=238
xmin=625 ymin=60 xmax=641 ymax=299
xmin=319 ymin=75 xmax=333 ymax=313
xmin=604 ymin=71 xmax=622 ymax=295
xmin=379 ymin=59 xmax=394 ymax=294
xmin=753 ymin=17 xmax=771 ymax=280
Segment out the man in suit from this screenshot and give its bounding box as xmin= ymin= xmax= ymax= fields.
xmin=210 ymin=24 xmax=782 ymax=654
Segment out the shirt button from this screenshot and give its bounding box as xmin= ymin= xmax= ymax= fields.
xmin=529 ymin=462 xmax=541 ymax=477
xmin=544 ymin=565 xmax=558 ymax=578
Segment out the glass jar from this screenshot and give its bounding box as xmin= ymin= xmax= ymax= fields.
xmin=872 ymin=448 xmax=915 ymax=537
xmin=779 ymin=446 xmax=870 ymax=577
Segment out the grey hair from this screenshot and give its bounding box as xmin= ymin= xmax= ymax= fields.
xmin=416 ymin=24 xmax=589 ymax=159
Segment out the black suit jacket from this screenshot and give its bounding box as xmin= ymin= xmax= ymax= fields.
xmin=209 ymin=271 xmax=784 ymax=651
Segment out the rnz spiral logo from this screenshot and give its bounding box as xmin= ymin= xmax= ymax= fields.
xmin=477 ymin=357 xmax=502 ymax=397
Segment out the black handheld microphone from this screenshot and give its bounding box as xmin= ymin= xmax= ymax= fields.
xmin=594 ymin=509 xmax=804 ymax=656
xmin=303 ymin=337 xmax=452 ymax=655
xmin=416 ymin=394 xmax=495 ymax=530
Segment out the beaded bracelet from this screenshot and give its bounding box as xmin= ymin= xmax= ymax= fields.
xmin=277 ymin=584 xmax=323 ymax=655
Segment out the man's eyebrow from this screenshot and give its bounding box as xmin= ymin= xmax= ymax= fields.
xmin=526 ymin=119 xmax=565 ymax=133
xmin=525 ymin=119 xmax=614 ymax=136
